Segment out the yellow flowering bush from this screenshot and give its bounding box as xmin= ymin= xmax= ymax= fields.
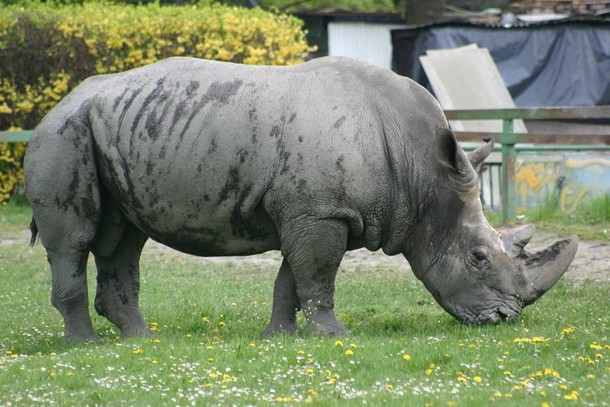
xmin=0 ymin=1 xmax=313 ymax=203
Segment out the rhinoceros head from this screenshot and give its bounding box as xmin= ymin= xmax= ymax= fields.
xmin=404 ymin=128 xmax=578 ymax=325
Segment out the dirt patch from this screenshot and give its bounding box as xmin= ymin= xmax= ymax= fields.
xmin=3 ymin=229 xmax=608 ymax=283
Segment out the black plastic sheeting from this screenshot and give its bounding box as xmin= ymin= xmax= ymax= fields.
xmin=391 ymin=20 xmax=610 ymax=107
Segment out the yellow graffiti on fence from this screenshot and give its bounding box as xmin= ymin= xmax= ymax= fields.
xmin=515 ymin=161 xmax=556 ymax=195
xmin=560 ymin=186 xmax=590 ymax=215
xmin=566 ymin=157 xmax=610 ymax=171
xmin=513 ymin=155 xmax=608 ymax=214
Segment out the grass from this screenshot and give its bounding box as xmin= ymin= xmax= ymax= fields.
xmin=1 ymin=203 xmax=608 ymax=406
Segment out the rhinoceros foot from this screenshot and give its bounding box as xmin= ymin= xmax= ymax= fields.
xmin=304 ymin=308 xmax=351 ymax=336
xmin=262 ymin=322 xmax=298 ymax=337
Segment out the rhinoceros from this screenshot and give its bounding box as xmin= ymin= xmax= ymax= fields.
xmin=24 ymin=56 xmax=578 ymax=341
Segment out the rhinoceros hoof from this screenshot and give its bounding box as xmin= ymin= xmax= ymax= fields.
xmin=63 ymin=331 xmax=101 ymax=344
xmin=307 ymin=322 xmax=351 ymax=337
xmin=262 ymin=322 xmax=298 ymax=337
xmin=120 ymin=326 xmax=153 ymax=339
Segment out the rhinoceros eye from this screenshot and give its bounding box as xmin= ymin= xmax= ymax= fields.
xmin=468 ymin=247 xmax=490 ymax=269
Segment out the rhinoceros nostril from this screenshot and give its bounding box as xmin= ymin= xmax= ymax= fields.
xmin=497 ymin=308 xmax=509 ymax=322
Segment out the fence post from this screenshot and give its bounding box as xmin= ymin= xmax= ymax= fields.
xmin=500 ymin=118 xmax=516 ymax=223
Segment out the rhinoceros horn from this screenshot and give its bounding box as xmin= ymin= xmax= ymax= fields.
xmin=467 ymin=138 xmax=494 ymax=172
xmin=500 ymin=229 xmax=579 ymax=306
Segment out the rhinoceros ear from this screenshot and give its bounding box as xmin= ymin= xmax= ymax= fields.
xmin=467 ymin=138 xmax=495 ymax=172
xmin=434 ymin=127 xmax=472 ymax=176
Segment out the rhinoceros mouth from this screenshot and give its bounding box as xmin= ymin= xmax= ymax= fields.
xmin=455 ymin=303 xmax=522 ymax=326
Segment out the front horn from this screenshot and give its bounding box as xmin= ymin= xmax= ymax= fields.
xmin=518 ymin=235 xmax=579 ymax=306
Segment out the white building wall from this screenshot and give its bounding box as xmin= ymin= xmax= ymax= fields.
xmin=327 ymin=22 xmax=406 ymax=69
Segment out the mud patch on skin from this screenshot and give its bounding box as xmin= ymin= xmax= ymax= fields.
xmin=333 ymin=116 xmax=346 ymax=129
xmin=217 ymin=166 xmax=241 ymax=204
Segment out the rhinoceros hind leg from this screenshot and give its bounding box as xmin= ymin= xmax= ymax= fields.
xmin=263 ymin=259 xmax=301 ymax=337
xmin=47 ymin=248 xmax=99 ymax=342
xmin=93 ymin=222 xmax=150 ymax=338
xmin=279 ymin=217 xmax=350 ymax=336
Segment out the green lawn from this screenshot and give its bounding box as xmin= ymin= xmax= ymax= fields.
xmin=0 ymin=204 xmax=608 ymax=406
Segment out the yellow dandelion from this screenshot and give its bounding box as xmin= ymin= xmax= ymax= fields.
xmin=493 ymin=391 xmax=502 ymax=398
xmin=590 ymin=342 xmax=603 ymax=350
xmin=297 ymin=350 xmax=305 ymax=355
xmin=587 ymin=374 xmax=595 ymax=379
xmin=473 ymin=376 xmax=482 ymax=383
xmin=564 ymin=390 xmax=579 ymax=400
xmin=560 ymin=384 xmax=568 ymax=390
xmin=386 ymin=383 xmax=393 ymax=390
xmin=208 ymin=357 xmax=214 ymax=362
xmin=403 ymin=354 xmax=411 ymax=361
xmin=218 ymin=321 xmax=225 ymax=327
xmin=202 ymin=317 xmax=210 ymax=323
xmin=345 ymin=349 xmax=354 ymax=356
xmin=457 ymin=376 xmax=468 ymax=383
xmin=335 ymin=340 xmax=344 ymax=348
xmin=306 ymin=368 xmax=314 ymax=374
xmin=504 ymin=371 xmax=512 ymax=376
xmin=66 ymin=371 xmax=74 ymax=376
xmin=349 ymin=343 xmax=357 ymax=349
xmin=425 ymin=369 xmax=433 ymax=375
xmin=133 ymin=348 xmax=143 ymax=355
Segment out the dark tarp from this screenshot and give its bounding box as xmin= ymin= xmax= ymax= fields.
xmin=391 ymin=19 xmax=610 ymax=107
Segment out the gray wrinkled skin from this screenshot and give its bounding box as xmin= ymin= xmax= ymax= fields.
xmin=24 ymin=57 xmax=578 ymax=341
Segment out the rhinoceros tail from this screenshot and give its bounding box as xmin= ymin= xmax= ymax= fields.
xmin=29 ymin=218 xmax=38 ymax=247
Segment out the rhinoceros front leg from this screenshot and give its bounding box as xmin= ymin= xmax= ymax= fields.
xmin=276 ymin=217 xmax=350 ymax=336
xmin=263 ymin=259 xmax=301 ymax=336
xmin=93 ymin=223 xmax=150 ymax=338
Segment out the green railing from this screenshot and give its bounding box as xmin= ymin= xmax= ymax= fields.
xmin=0 ymin=130 xmax=32 ymax=143
xmin=2 ymin=106 xmax=610 ymax=223
xmin=445 ymin=106 xmax=610 ymax=223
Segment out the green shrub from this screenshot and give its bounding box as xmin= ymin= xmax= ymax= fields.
xmin=0 ymin=1 xmax=313 ymax=203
